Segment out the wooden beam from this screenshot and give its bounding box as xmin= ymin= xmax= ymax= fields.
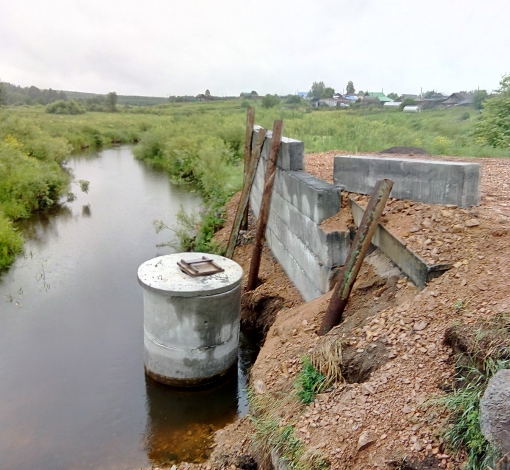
xmin=241 ymin=107 xmax=255 ymax=230
xmin=319 ymin=179 xmax=394 ymax=335
xmin=246 ymin=120 xmax=283 ymax=291
xmin=225 ymin=128 xmax=267 ymax=259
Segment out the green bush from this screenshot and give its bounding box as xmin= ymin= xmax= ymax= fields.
xmin=262 ymin=94 xmax=281 ymax=109
xmin=46 ymin=99 xmax=86 ymax=115
xmin=473 ymin=75 xmax=510 ymax=148
xmin=0 ymin=140 xmax=69 ymax=219
xmin=0 ymin=213 xmax=23 ymax=270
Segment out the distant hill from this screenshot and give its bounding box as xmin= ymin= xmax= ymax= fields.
xmin=0 ymin=81 xmax=169 ymax=107
xmin=64 ymin=90 xmax=168 ymax=106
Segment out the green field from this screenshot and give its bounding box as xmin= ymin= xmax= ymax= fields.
xmin=0 ymin=100 xmax=508 ymax=270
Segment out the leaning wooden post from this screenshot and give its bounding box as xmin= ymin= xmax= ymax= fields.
xmin=246 ymin=120 xmax=283 ymax=291
xmin=241 ymin=107 xmax=255 ymax=230
xmin=318 ymin=179 xmax=394 ymax=336
xmin=225 ymin=128 xmax=267 ymax=259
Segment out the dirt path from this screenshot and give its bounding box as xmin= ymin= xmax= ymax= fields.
xmin=150 ymin=151 xmax=510 ymax=470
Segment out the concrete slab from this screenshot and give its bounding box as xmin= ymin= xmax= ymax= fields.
xmin=334 ymin=155 xmax=480 ymax=208
xmin=350 ymin=199 xmax=451 ymax=288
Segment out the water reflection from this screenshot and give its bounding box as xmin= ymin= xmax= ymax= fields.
xmin=15 ymin=204 xmax=73 ymax=247
xmin=143 ymin=372 xmax=238 ymax=465
xmin=142 ymin=328 xmax=261 ymax=466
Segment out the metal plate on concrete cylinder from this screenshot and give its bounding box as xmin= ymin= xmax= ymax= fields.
xmin=138 ymin=253 xmax=243 ymax=387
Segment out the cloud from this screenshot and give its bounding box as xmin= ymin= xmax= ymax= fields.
xmin=1 ymin=0 xmax=509 ymax=96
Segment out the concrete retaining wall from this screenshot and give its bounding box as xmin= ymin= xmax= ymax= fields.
xmin=250 ymin=128 xmax=350 ymax=301
xmin=334 ymin=155 xmax=480 ymax=208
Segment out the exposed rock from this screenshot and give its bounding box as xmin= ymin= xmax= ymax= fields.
xmin=480 ymin=369 xmax=510 ymax=454
xmin=357 ymin=430 xmax=377 ymax=451
xmin=414 ymin=321 xmax=428 ymax=331
xmin=253 ymin=379 xmax=266 ymax=394
xmin=465 ymin=218 xmax=480 ymax=227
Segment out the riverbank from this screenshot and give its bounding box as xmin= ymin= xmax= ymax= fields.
xmin=153 ymin=150 xmax=510 ymax=470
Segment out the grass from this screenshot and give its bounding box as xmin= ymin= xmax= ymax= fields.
xmin=295 ymin=355 xmax=328 ymax=405
xmin=2 ymin=100 xmax=510 ymax=268
xmin=249 ymin=389 xmax=329 ymax=470
xmin=430 ymin=354 xmax=510 ymax=470
xmin=309 ymin=335 xmax=344 ymax=386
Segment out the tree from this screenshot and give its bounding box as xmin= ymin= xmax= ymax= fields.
xmin=473 ymin=89 xmax=488 ymax=110
xmin=322 ymin=87 xmax=335 ymax=98
xmin=387 ymin=92 xmax=399 ymax=101
xmin=285 ymin=94 xmax=302 ymax=104
xmin=346 ymin=81 xmax=355 ymax=95
xmin=261 ymin=94 xmax=281 ymax=108
xmin=399 ymin=98 xmax=416 ymax=110
xmin=106 ymin=92 xmax=118 ymax=112
xmin=205 ymin=89 xmax=211 ymax=98
xmin=309 ymin=81 xmax=326 ymax=99
xmin=473 ymin=75 xmax=510 ymax=148
xmin=0 ymin=81 xmax=5 ymax=106
xmin=46 ymin=99 xmax=86 ymax=115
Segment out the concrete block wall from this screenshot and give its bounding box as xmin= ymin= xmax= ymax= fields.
xmin=250 ymin=127 xmax=350 ymax=301
xmin=334 ymin=155 xmax=480 ymax=208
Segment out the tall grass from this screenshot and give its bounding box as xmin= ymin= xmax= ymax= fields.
xmin=2 ymin=101 xmax=508 ymax=267
xmin=0 ymin=110 xmax=72 ymax=269
xmin=431 ymin=356 xmax=510 ymax=470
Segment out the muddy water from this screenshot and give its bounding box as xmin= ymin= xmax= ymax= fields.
xmin=0 ymin=147 xmax=251 ymax=470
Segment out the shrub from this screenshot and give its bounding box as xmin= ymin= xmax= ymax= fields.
xmin=262 ymin=94 xmax=281 ymax=109
xmin=0 ymin=213 xmax=23 ymax=270
xmin=46 ymin=99 xmax=86 ymax=115
xmin=473 ymin=75 xmax=510 ymax=148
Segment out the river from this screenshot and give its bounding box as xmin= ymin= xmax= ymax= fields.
xmin=0 ymin=146 xmax=252 ymax=470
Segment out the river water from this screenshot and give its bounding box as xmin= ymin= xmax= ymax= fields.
xmin=0 ymin=147 xmax=252 ymax=470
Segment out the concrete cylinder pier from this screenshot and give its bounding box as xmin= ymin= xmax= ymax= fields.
xmin=138 ymin=253 xmax=243 ymax=387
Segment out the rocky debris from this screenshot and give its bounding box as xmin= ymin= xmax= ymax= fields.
xmin=357 ymin=430 xmax=377 ymax=451
xmin=444 ymin=313 xmax=510 ymax=376
xmin=480 ymin=369 xmax=510 ymax=455
xmin=178 ymin=151 xmax=510 ymax=470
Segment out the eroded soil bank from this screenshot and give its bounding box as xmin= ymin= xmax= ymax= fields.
xmin=145 ymin=151 xmax=510 ymax=470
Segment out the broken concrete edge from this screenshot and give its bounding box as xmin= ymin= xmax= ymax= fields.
xmin=350 ymin=198 xmax=451 ymax=289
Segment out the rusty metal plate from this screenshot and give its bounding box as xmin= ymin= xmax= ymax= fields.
xmin=177 ymin=256 xmax=225 ymax=276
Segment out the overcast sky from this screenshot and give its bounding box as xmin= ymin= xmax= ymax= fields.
xmin=1 ymin=0 xmax=509 ymax=97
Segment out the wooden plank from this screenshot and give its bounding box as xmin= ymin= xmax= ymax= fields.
xmin=246 ymin=120 xmax=283 ymax=291
xmin=241 ymin=107 xmax=255 ymax=230
xmin=225 ymin=128 xmax=267 ymax=259
xmin=319 ymin=179 xmax=394 ymax=335
xmin=350 ymin=198 xmax=451 ymax=288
